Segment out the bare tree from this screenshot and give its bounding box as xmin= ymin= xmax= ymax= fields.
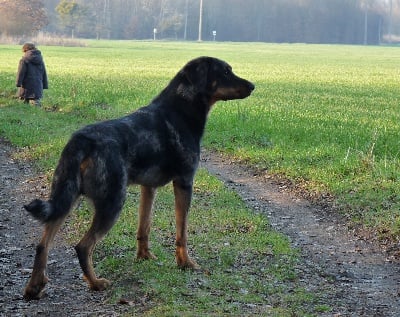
xmin=183 ymin=0 xmax=189 ymax=40
xmin=36 ymin=0 xmax=399 ymax=43
xmin=0 ymin=0 xmax=48 ymax=36
xmin=387 ymin=0 xmax=393 ymax=42
xmin=56 ymin=0 xmax=89 ymax=38
xmin=198 ymin=0 xmax=203 ymax=41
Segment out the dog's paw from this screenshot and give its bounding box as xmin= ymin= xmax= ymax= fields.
xmin=23 ymin=275 xmax=49 ymax=300
xmin=176 ymin=247 xmax=200 ymax=270
xmin=88 ymin=278 xmax=111 ymax=291
xmin=23 ymin=283 xmax=46 ymax=300
xmin=24 ymin=286 xmax=44 ymax=300
xmin=136 ymin=249 xmax=157 ymax=260
xmin=177 ymin=257 xmax=201 ymax=270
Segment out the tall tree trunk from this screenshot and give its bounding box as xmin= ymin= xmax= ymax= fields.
xmin=198 ymin=0 xmax=203 ymax=41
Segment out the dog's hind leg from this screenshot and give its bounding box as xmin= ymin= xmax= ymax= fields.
xmin=136 ymin=186 xmax=157 ymax=260
xmin=75 ymin=195 xmax=125 ymax=291
xmin=173 ymin=180 xmax=200 ymax=270
xmin=24 ymin=217 xmax=66 ymax=299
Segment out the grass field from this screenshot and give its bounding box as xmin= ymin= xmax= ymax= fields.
xmin=0 ymin=40 xmax=399 ymax=315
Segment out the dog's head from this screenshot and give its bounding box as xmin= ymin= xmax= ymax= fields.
xmin=177 ymin=57 xmax=255 ymax=107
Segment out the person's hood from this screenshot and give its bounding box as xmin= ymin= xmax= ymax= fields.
xmin=23 ymin=49 xmax=43 ymax=65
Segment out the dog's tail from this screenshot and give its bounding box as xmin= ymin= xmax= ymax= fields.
xmin=24 ymin=136 xmax=89 ymax=224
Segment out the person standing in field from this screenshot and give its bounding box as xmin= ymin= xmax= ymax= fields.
xmin=16 ymin=43 xmax=48 ymax=106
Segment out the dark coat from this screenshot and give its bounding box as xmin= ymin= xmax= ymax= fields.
xmin=16 ymin=49 xmax=48 ymax=100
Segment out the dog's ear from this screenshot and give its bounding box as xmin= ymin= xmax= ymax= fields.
xmin=177 ymin=58 xmax=210 ymax=101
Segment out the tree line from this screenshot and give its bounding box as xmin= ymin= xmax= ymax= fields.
xmin=1 ymin=0 xmax=399 ymax=44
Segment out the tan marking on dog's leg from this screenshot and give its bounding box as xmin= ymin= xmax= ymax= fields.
xmin=75 ymin=219 xmax=111 ymax=291
xmin=24 ymin=218 xmax=65 ymax=300
xmin=173 ymin=182 xmax=200 ymax=270
xmin=136 ymin=186 xmax=157 ymax=260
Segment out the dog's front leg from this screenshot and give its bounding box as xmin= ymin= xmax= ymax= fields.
xmin=136 ymin=186 xmax=157 ymax=260
xmin=173 ymin=180 xmax=200 ymax=270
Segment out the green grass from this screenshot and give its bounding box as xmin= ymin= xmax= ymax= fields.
xmin=1 ymin=40 xmax=399 ymax=314
xmin=73 ymin=169 xmax=308 ymax=316
xmin=204 ymin=44 xmax=400 ymax=239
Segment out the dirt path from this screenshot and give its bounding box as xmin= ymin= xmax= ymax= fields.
xmin=201 ymin=151 xmax=400 ymax=316
xmin=1 ymin=138 xmax=400 ymax=316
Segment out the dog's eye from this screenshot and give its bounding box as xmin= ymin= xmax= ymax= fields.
xmin=224 ymin=69 xmax=231 ymax=76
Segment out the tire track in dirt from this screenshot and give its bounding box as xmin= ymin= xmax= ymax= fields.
xmin=201 ymin=150 xmax=400 ymax=316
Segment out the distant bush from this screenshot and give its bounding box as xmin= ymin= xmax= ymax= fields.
xmin=0 ymin=32 xmax=87 ymax=47
xmin=382 ymin=34 xmax=400 ymax=44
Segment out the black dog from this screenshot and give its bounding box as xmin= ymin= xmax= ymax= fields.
xmin=23 ymin=56 xmax=255 ymax=299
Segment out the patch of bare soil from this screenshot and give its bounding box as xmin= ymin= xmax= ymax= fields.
xmin=201 ymin=150 xmax=400 ymax=316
